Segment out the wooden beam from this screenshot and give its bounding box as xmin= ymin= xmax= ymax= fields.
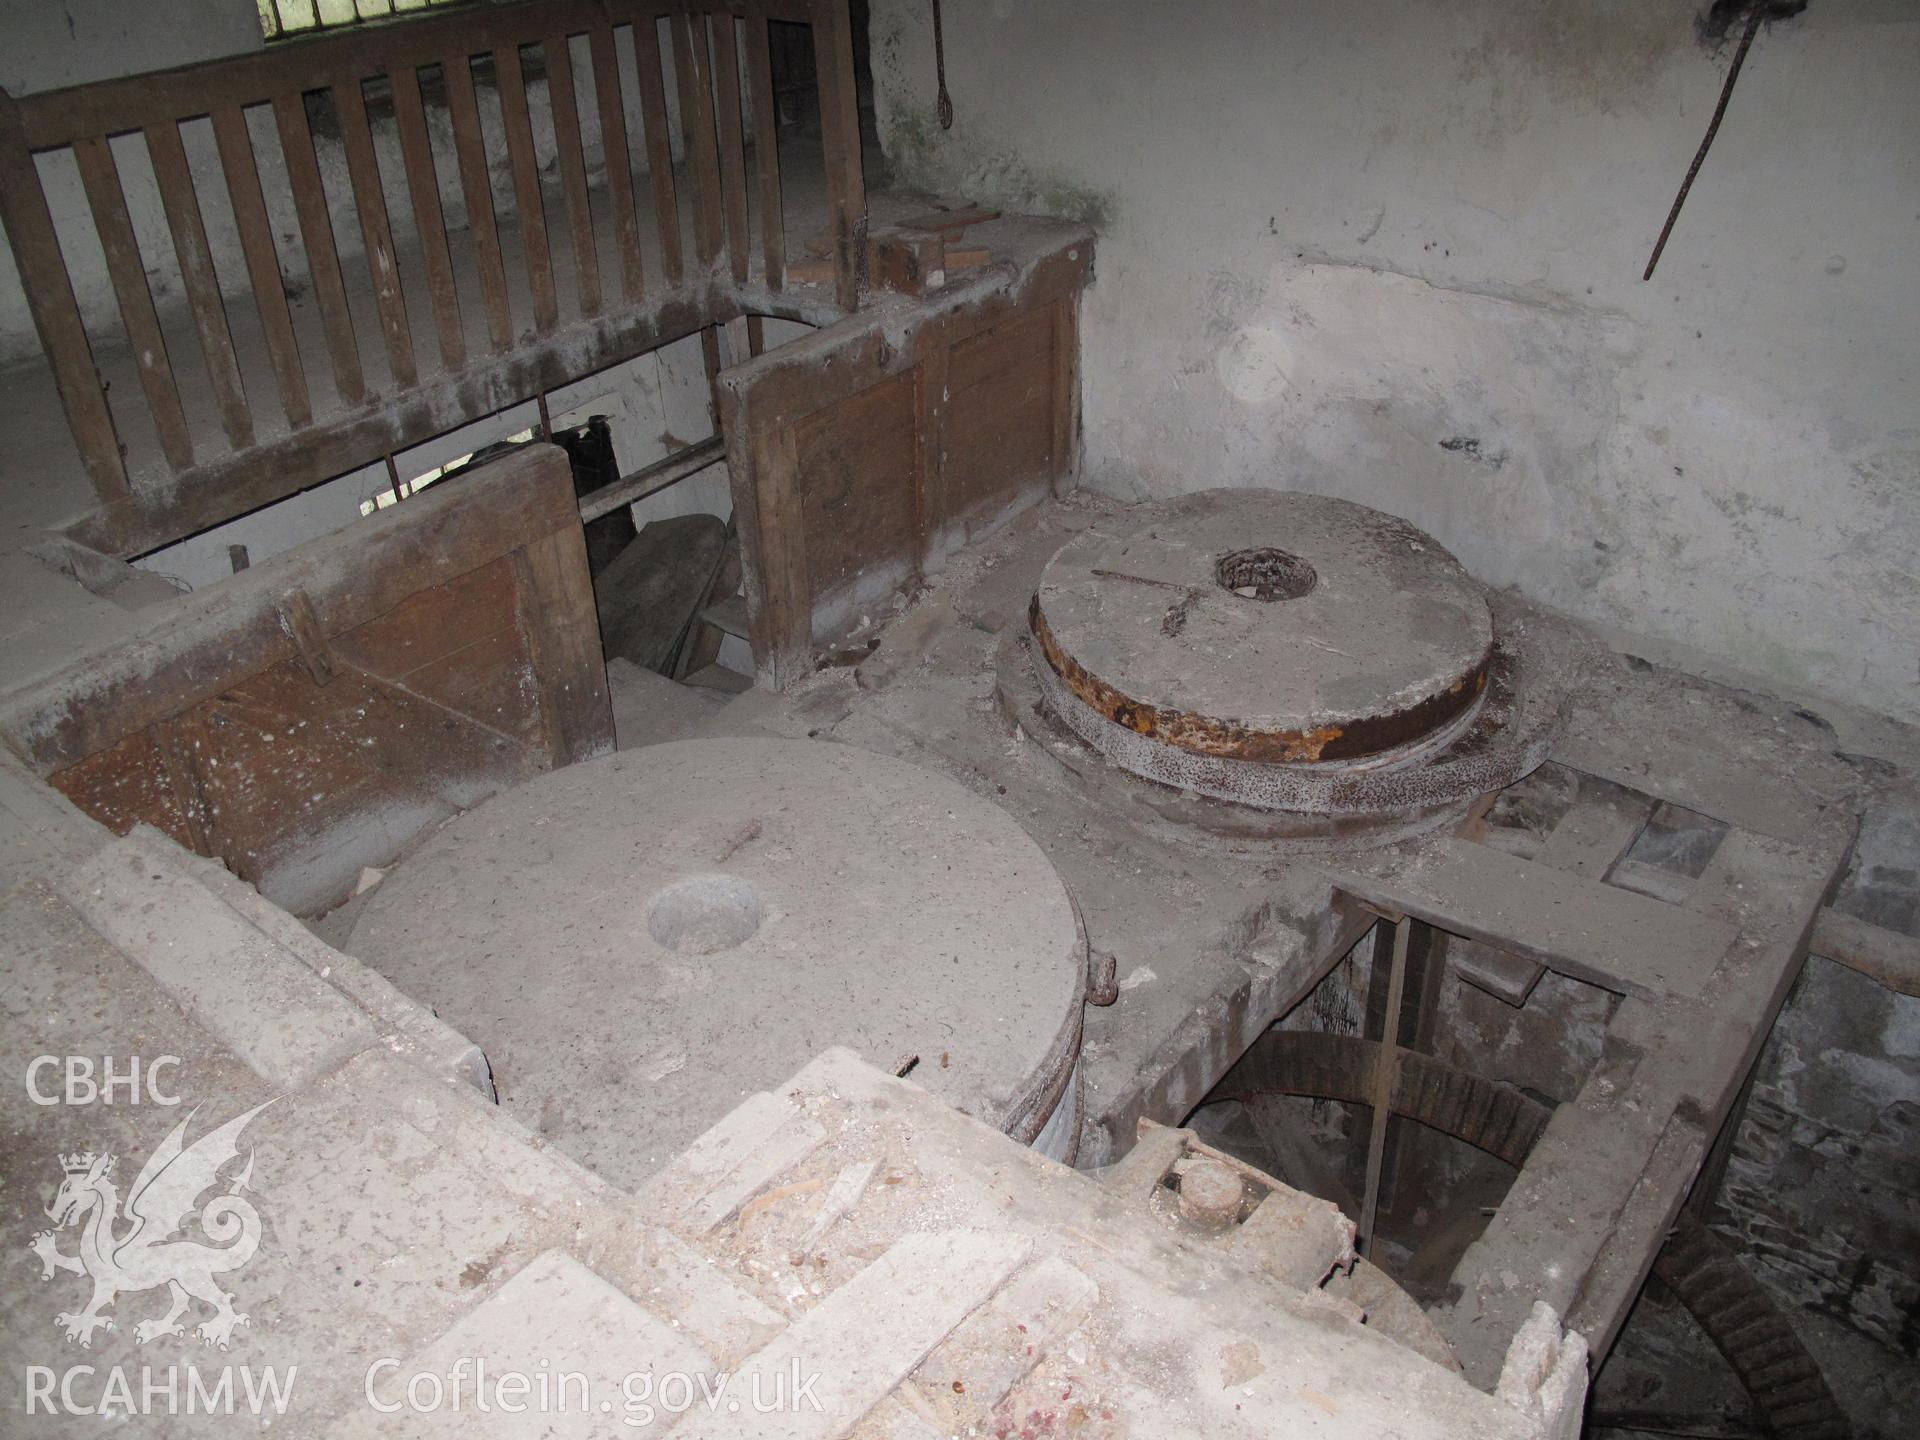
xmin=708 ymin=10 xmax=752 ymax=284
xmin=743 ymin=16 xmax=784 ymax=290
xmin=576 ymin=434 xmax=726 ymax=523
xmin=1329 ymin=836 xmax=1738 ymax=1000
xmin=511 ymin=523 xmax=613 ymax=765
xmin=811 ymin=0 xmax=867 ymax=310
xmin=1358 ymin=918 xmax=1408 ymax=1259
xmin=1810 ymin=906 xmax=1920 ymax=997
xmin=70 ymin=293 xmax=711 ymax=558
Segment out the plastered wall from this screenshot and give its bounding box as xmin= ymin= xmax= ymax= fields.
xmin=871 ymin=0 xmax=1920 ymax=724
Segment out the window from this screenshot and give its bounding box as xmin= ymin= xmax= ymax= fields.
xmin=257 ymin=0 xmax=468 ymax=42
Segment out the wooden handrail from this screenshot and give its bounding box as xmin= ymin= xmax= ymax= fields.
xmin=0 ymin=0 xmax=864 ymax=558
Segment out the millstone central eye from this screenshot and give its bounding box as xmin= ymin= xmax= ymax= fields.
xmin=1214 ymin=547 xmax=1318 ymax=601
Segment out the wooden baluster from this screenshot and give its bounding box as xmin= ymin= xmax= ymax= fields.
xmin=494 ymin=41 xmax=558 ymax=334
xmin=709 ymin=12 xmax=752 ymax=287
xmin=211 ymin=105 xmax=312 ymax=428
xmin=144 ymin=117 xmax=255 ymax=448
xmin=589 ymin=20 xmax=644 ymax=302
xmin=333 ymin=78 xmax=417 ymax=389
xmin=743 ymin=15 xmax=784 ymax=292
xmin=0 ymin=96 xmax=129 ymax=503
xmin=631 ymin=15 xmax=683 ymax=287
xmin=543 ymin=31 xmax=601 ymax=318
xmin=390 ymin=63 xmax=466 ymax=372
xmin=812 ymin=0 xmax=867 ymax=310
xmin=72 ymin=135 xmax=192 ymax=470
xmin=671 ymin=10 xmax=724 ymax=273
xmin=440 ymin=54 xmax=513 ymax=354
xmin=272 ymin=91 xmax=366 ymax=407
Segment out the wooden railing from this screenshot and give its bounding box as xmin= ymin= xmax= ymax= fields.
xmin=0 ymin=0 xmax=865 ymax=556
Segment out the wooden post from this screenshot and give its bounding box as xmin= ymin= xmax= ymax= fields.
xmin=812 ymin=0 xmax=868 ymax=311
xmin=1359 ymin=915 xmax=1410 ymax=1258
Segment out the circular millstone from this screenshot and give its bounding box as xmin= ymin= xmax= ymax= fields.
xmin=1031 ymin=490 xmax=1494 ymax=767
xmin=349 ymin=738 xmax=1086 ymax=1188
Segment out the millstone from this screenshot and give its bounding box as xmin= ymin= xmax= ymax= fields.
xmin=1031 ymin=490 xmax=1494 ymax=774
xmin=349 ymin=738 xmax=1086 ymax=1187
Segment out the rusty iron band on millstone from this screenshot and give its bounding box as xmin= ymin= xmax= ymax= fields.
xmin=1028 ymin=596 xmax=1492 ymax=766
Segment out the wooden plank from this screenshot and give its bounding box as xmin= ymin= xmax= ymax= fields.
xmin=389 ymin=64 xmax=467 ymax=373
xmin=1535 ymin=773 xmax=1655 ymax=879
xmin=589 ymin=20 xmax=645 ymax=301
xmin=1328 ymin=836 xmax=1738 ymax=999
xmin=0 ymin=97 xmax=127 ymax=502
xmin=900 ymin=204 xmax=1001 ymax=234
xmin=1448 ymin=941 xmax=1545 ymax=1008
xmin=145 ymin=117 xmax=255 ymax=448
xmin=72 ymin=135 xmax=193 ymax=470
xmin=272 ymin=91 xmax=367 ymax=406
xmin=576 ymin=434 xmax=725 ymax=523
xmin=708 ymin=11 xmax=752 ymax=284
xmin=671 ymin=9 xmax=725 ymax=270
xmin=743 ymin=15 xmax=784 ymax=290
xmin=494 ymin=40 xmax=559 ymax=333
xmin=332 ymin=78 xmax=418 ymax=389
xmin=811 ymin=0 xmax=867 ymax=310
xmin=440 ymin=52 xmax=514 ymax=354
xmin=543 ymin=30 xmax=602 ymax=316
xmin=510 ymin=524 xmax=613 ymax=765
xmin=212 ymin=105 xmax=312 ymax=427
xmin=1457 ymin=774 xmax=1655 ymax=1005
xmin=630 ymin=13 xmax=685 ymax=286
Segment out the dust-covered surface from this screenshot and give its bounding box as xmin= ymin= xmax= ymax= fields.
xmin=346 ymin=738 xmax=1087 ymax=1191
xmin=1035 ymin=488 xmax=1493 ymax=736
xmin=630 ymin=1046 xmax=1579 ymax=1440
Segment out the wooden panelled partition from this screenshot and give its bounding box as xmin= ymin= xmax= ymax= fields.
xmin=0 ymin=444 xmax=611 ymax=915
xmin=719 ymin=221 xmax=1094 ymax=689
xmin=0 ymin=0 xmax=865 ymax=558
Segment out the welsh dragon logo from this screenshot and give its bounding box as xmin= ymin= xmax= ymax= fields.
xmin=28 ymin=1101 xmax=273 ymax=1349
